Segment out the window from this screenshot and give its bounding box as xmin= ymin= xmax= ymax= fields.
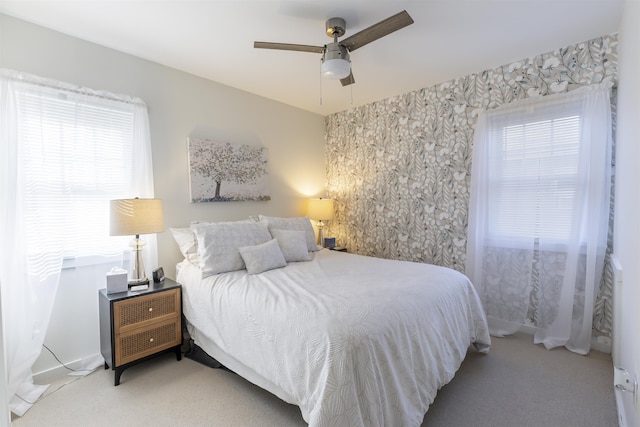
xmin=466 ymin=84 xmax=612 ymax=354
xmin=2 ymin=69 xmax=155 ymax=416
xmin=486 ymin=104 xmax=583 ymax=244
xmin=13 ymin=77 xmax=147 ymax=263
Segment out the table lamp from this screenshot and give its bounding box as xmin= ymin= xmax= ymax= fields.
xmin=110 ymin=198 xmax=164 ymax=286
xmin=307 ymin=198 xmax=334 ymax=246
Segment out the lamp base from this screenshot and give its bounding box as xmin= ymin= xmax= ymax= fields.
xmin=317 ymin=220 xmax=326 ymax=246
xmin=129 ymin=236 xmax=149 ymax=287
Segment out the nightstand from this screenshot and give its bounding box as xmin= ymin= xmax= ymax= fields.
xmin=99 ymin=278 xmax=183 ymax=386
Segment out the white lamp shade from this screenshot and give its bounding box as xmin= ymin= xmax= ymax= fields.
xmin=110 ymin=198 xmax=164 ymax=236
xmin=321 ymin=59 xmax=351 ymax=80
xmin=308 ymin=198 xmax=335 ymax=221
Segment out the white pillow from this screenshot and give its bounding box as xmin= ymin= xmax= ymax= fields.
xmin=270 ymin=229 xmax=312 ymax=262
xmin=169 ymin=227 xmax=199 ymax=266
xmin=258 ymin=215 xmax=320 ymax=252
xmin=238 ymin=239 xmax=287 ymax=275
xmin=192 ymin=221 xmax=272 ymax=277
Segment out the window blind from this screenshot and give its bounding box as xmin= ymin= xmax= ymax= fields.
xmin=17 ymin=84 xmax=136 ymax=259
xmin=486 ymin=108 xmax=582 ymax=243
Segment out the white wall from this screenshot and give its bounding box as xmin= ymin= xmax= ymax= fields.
xmin=612 ymin=0 xmax=640 ymax=425
xmin=0 ymin=14 xmax=325 ymax=380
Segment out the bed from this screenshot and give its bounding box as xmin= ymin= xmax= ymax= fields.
xmin=172 ymin=217 xmax=490 ymax=427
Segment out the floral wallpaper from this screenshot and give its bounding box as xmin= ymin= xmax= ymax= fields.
xmin=325 ymin=34 xmax=618 ymax=337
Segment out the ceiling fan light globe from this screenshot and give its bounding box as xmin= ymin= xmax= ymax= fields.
xmin=321 ymin=58 xmax=351 ymax=80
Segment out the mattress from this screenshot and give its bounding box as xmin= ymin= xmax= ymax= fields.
xmin=177 ymin=248 xmax=490 ymax=427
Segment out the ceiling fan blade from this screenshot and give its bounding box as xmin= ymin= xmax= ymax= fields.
xmin=340 ymin=71 xmax=355 ymax=87
xmin=254 ymin=41 xmax=324 ymax=54
xmin=340 ymin=10 xmax=414 ymax=52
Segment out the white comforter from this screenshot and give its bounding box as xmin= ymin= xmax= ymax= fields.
xmin=178 ymin=249 xmax=490 ymax=427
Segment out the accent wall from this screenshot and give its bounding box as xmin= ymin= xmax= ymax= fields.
xmin=325 ymin=34 xmax=618 ymax=338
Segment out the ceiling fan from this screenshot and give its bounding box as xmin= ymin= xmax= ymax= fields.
xmin=254 ymin=10 xmax=414 ymax=87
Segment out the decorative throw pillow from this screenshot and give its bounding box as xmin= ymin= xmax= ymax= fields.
xmin=192 ymin=221 xmax=272 ymax=277
xmin=169 ymin=227 xmax=199 ymax=266
xmin=258 ymin=215 xmax=320 ymax=252
xmin=238 ymin=239 xmax=287 ymax=274
xmin=270 ymin=229 xmax=312 ymax=262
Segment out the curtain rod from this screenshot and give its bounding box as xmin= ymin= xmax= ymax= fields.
xmin=1 ymin=68 xmax=146 ymax=107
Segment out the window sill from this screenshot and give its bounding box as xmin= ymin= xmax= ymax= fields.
xmin=62 ymin=254 xmax=126 ymax=270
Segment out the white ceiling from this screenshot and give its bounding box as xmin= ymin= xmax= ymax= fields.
xmin=1 ymin=0 xmax=624 ymax=116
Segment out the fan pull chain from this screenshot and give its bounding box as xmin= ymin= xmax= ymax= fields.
xmin=319 ymin=59 xmax=323 ymax=105
xmin=349 ymin=64 xmax=353 ymax=104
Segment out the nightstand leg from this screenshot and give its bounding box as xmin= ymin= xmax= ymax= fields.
xmin=114 ymin=368 xmax=124 ymax=386
xmin=174 ymin=345 xmax=182 ymax=361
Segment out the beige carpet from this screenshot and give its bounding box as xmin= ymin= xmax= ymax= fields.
xmin=12 ymin=333 xmax=617 ymax=426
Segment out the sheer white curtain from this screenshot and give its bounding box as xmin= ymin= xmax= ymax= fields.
xmin=466 ymin=83 xmax=612 ymax=355
xmin=0 ymin=69 xmax=156 ymax=416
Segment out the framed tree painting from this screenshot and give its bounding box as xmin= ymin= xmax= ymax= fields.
xmin=187 ymin=137 xmax=270 ymax=202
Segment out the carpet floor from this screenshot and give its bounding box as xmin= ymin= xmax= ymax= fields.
xmin=12 ymin=332 xmax=617 ymax=426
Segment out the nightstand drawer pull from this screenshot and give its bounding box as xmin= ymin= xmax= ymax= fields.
xmin=149 ymin=337 xmax=154 ymax=342
xmin=149 ymin=307 xmax=153 ymax=312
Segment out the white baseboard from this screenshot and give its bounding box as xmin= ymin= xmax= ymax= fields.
xmin=615 ymin=388 xmax=638 ymax=427
xmin=518 ymin=324 xmax=538 ymax=335
xmin=616 ymin=391 xmax=627 ymax=427
xmin=591 ymin=335 xmax=613 ymax=354
xmin=33 ymin=352 xmax=103 ymax=384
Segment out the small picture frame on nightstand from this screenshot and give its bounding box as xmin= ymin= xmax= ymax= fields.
xmin=324 ymin=237 xmax=336 ymax=249
xmin=152 ymin=267 xmax=165 ymax=283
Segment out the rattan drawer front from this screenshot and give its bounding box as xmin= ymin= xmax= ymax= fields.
xmin=115 ymin=318 xmax=181 ymax=366
xmin=114 ymin=288 xmax=180 ymax=332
